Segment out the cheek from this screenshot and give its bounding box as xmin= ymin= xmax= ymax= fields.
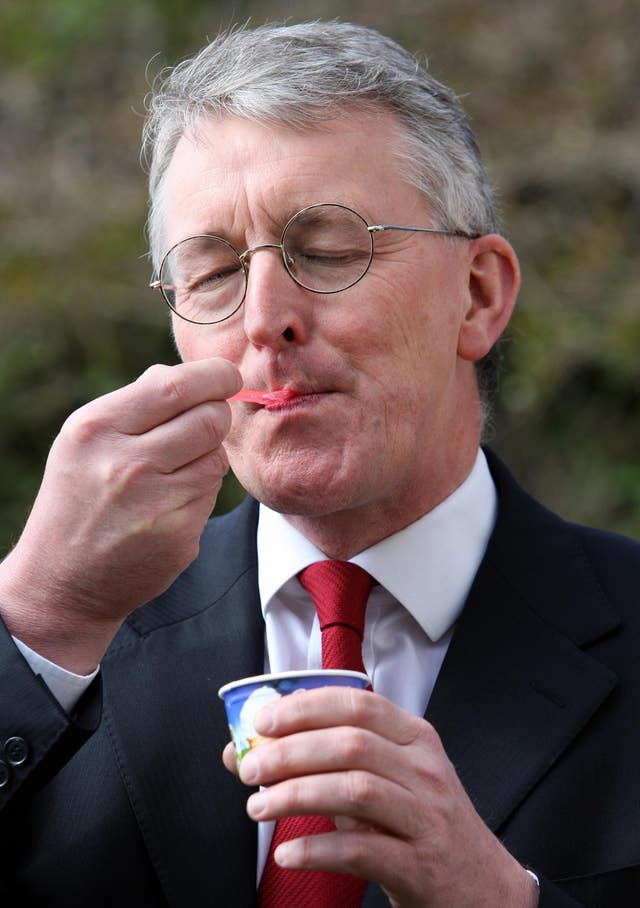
xmin=172 ymin=319 xmax=244 ymax=364
xmin=172 ymin=319 xmax=199 ymax=362
xmin=352 ymin=295 xmax=429 ymax=385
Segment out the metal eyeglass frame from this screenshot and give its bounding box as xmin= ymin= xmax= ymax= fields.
xmin=149 ymin=202 xmax=481 ymax=325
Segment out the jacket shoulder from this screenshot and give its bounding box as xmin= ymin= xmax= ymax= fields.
xmin=570 ymin=521 xmax=640 ymax=616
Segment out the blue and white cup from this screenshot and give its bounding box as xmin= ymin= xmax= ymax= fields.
xmin=218 ymin=669 xmax=370 ymax=766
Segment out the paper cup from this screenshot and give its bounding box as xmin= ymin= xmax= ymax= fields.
xmin=218 ymin=669 xmax=370 ymax=765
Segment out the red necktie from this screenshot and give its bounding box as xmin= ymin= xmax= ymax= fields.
xmin=258 ymin=560 xmax=373 ymax=908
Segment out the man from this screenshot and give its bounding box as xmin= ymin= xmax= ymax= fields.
xmin=0 ymin=21 xmax=638 ymax=907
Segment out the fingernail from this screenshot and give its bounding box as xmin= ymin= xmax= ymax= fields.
xmin=247 ymin=791 xmax=267 ymax=819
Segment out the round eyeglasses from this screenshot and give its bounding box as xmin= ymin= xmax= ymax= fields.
xmin=150 ymin=202 xmax=479 ymax=326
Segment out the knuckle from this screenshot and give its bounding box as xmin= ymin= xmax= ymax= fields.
xmin=289 ymin=775 xmax=310 ymax=807
xmin=288 ymin=690 xmax=313 ymax=723
xmin=144 ymin=364 xmax=189 ymax=407
xmin=338 ymin=727 xmax=369 ymax=763
xmin=414 ymin=749 xmax=450 ymax=799
xmin=345 ymin=687 xmax=378 ymax=724
xmin=417 ymin=718 xmax=442 ymax=750
xmin=296 ymin=832 xmax=315 ymax=868
xmin=270 ymin=738 xmax=294 ymax=776
xmin=160 ymin=376 xmax=189 ymax=407
xmin=140 ymin=362 xmax=170 ymax=384
xmin=344 ymin=771 xmax=375 ymax=811
xmin=62 ymin=405 xmax=105 ymax=447
xmin=341 ymin=836 xmax=371 ymax=865
xmin=392 ymin=711 xmax=425 ymax=749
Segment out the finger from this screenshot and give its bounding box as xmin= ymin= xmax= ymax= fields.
xmin=247 ymin=770 xmax=417 ymax=838
xmin=160 ymin=449 xmax=230 ymax=515
xmin=333 ymin=815 xmax=374 ymax=832
xmin=222 ymin=741 xmax=239 ymax=775
xmin=139 ymin=451 xmax=229 ymax=551
xmin=138 ymin=399 xmax=232 ymax=473
xmin=272 ymin=826 xmax=410 ymax=900
xmin=93 ymin=443 xmax=229 ymax=522
xmin=254 ymin=686 xmax=425 ymax=748
xmin=104 ymin=358 xmax=242 ymax=435
xmin=246 ymin=770 xmax=413 ymax=838
xmin=239 ymin=725 xmax=415 ymax=790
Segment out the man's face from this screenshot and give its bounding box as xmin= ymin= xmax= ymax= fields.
xmin=162 ymin=109 xmax=482 ymax=541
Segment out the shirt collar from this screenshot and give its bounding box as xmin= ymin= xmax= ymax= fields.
xmin=257 ymin=448 xmax=497 ymax=642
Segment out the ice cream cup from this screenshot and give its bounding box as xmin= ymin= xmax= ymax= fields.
xmin=218 ymin=669 xmax=370 ymax=766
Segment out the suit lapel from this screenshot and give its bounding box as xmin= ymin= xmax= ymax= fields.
xmin=426 ymin=452 xmax=619 ymax=833
xmin=426 ymin=558 xmax=617 ymax=832
xmin=102 ymin=498 xmax=264 ymax=906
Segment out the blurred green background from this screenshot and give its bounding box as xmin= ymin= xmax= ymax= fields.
xmin=1 ymin=0 xmax=639 ymax=553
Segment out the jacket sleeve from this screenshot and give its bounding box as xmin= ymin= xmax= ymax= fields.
xmin=538 ymin=877 xmax=585 ymax=906
xmin=0 ymin=617 xmax=101 ymax=813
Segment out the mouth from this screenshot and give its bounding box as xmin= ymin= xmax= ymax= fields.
xmin=229 ymin=388 xmax=302 ymax=408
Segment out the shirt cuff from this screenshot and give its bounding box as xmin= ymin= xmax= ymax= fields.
xmin=526 ymin=868 xmax=540 ymax=903
xmin=12 ymin=636 xmax=99 ymax=715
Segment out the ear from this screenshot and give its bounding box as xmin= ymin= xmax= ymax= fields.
xmin=457 ymin=234 xmax=520 ymax=362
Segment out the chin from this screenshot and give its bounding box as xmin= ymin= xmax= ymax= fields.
xmin=247 ymin=484 xmax=339 ymax=518
xmin=228 ymin=440 xmax=375 ymax=518
xmin=238 ymin=468 xmax=358 ymax=519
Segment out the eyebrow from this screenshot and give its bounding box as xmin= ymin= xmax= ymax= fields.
xmin=177 ymin=201 xmax=376 ymax=247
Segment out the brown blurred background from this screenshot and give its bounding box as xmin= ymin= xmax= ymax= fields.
xmin=1 ymin=0 xmax=639 ymax=552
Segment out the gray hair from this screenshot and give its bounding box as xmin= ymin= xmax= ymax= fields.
xmin=143 ymin=20 xmax=503 ymax=409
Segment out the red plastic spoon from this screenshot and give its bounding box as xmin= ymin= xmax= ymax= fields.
xmin=229 ymin=388 xmax=299 ymax=406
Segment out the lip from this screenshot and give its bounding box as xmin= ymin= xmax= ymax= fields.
xmin=229 ymin=387 xmax=328 ymax=411
xmin=229 ymin=387 xmax=301 ymax=407
xmin=263 ymin=391 xmax=326 ymax=412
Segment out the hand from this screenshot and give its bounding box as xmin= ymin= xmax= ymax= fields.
xmin=223 ymin=687 xmax=538 ymax=908
xmin=0 ymin=357 xmax=241 ymax=672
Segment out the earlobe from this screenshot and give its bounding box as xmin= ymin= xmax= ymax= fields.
xmin=457 ymin=235 xmax=521 ymax=362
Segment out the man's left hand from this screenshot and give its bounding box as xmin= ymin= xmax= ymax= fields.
xmin=223 ymin=686 xmax=538 ymax=908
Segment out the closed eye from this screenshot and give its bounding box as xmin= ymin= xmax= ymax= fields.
xmin=292 ymin=249 xmax=368 ymax=267
xmin=188 ymin=264 xmax=243 ymax=292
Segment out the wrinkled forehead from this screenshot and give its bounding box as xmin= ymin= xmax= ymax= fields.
xmin=158 ymin=108 xmax=430 ymax=249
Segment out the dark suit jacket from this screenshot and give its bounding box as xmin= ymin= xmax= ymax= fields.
xmin=0 ymin=451 xmax=639 ymax=906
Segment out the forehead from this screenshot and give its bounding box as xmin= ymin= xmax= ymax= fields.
xmin=161 ymin=107 xmax=428 ymax=245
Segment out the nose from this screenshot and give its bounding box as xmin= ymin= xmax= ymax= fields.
xmin=241 ymin=245 xmax=312 ymax=349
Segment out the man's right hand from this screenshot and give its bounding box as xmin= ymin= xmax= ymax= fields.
xmin=0 ymin=357 xmax=241 ymax=673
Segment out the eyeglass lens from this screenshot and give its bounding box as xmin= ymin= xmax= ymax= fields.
xmin=159 ymin=204 xmax=374 ymax=324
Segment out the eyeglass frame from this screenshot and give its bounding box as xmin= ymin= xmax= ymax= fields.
xmin=149 ymin=202 xmax=481 ymax=325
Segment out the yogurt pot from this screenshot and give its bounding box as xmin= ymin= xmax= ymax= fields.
xmin=218 ymin=669 xmax=370 ymax=766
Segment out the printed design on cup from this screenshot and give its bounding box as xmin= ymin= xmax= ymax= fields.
xmin=234 ymin=684 xmax=282 ymax=760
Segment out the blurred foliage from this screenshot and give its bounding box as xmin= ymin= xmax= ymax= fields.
xmin=1 ymin=0 xmax=639 ymax=553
